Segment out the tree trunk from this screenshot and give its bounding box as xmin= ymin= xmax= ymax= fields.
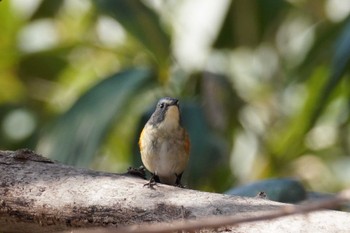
xmin=0 ymin=149 xmax=349 ymax=233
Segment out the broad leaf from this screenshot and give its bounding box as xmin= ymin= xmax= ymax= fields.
xmin=18 ymin=46 xmax=72 ymax=81
xmin=31 ymin=0 xmax=64 ymax=20
xmin=95 ymin=0 xmax=170 ymax=66
xmin=310 ymin=19 xmax=350 ymax=127
xmin=268 ymin=20 xmax=350 ymax=163
xmin=37 ymin=68 xmax=155 ymax=166
xmin=213 ymin=0 xmax=291 ymax=49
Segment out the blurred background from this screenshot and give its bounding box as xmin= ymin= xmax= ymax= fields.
xmin=1 ymin=0 xmax=350 ymax=194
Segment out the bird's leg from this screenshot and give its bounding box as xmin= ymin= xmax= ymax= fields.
xmin=175 ymin=173 xmax=185 ymax=188
xmin=143 ymin=173 xmax=160 ymax=189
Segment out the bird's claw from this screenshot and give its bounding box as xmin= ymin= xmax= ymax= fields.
xmin=143 ymin=174 xmax=159 ymax=189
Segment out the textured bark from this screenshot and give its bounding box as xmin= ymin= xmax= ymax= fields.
xmin=0 ymin=149 xmax=349 ymax=233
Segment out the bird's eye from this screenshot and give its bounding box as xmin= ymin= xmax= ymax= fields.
xmin=159 ymin=103 xmax=165 ymax=108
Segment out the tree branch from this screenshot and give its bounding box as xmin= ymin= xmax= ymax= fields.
xmin=113 ymin=189 xmax=350 ymax=233
xmin=1 ymin=149 xmax=349 ymax=233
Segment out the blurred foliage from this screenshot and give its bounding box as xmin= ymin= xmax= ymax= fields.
xmin=1 ymin=0 xmax=350 ymax=193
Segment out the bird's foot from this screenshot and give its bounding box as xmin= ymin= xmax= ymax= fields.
xmin=143 ymin=174 xmax=159 ymax=189
xmin=175 ymin=173 xmax=186 ymax=188
xmin=175 ymin=183 xmax=186 ymax=188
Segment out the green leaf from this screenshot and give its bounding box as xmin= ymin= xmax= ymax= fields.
xmin=0 ymin=0 xmax=22 ymax=68
xmin=267 ymin=20 xmax=350 ymax=164
xmin=31 ymin=0 xmax=64 ymax=20
xmin=298 ymin=20 xmax=349 ymax=81
xmin=18 ymin=47 xmax=72 ymax=81
xmin=256 ymin=0 xmax=291 ymax=38
xmin=37 ymin=68 xmax=156 ymax=166
xmin=95 ymin=0 xmax=170 ymax=66
xmin=309 ymin=19 xmax=350 ymax=128
xmin=213 ymin=0 xmax=290 ymax=49
xmin=267 ymin=68 xmax=329 ymax=163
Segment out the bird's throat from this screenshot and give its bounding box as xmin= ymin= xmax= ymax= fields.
xmin=161 ymin=106 xmax=180 ymax=130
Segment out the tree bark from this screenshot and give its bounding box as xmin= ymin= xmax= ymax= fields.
xmin=0 ymin=149 xmax=349 ymax=233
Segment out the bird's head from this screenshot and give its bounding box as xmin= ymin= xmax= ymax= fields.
xmin=149 ymin=97 xmax=181 ymax=129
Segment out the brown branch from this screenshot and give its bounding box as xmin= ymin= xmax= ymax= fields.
xmin=1 ymin=149 xmax=350 ymax=233
xmin=68 ymin=189 xmax=350 ymax=233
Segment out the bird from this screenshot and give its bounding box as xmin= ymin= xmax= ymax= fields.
xmin=139 ymin=97 xmax=190 ymax=187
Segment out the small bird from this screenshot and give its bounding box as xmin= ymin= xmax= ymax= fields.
xmin=139 ymin=97 xmax=190 ymax=187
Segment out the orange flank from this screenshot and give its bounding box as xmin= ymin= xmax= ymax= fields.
xmin=139 ymin=128 xmax=145 ymax=150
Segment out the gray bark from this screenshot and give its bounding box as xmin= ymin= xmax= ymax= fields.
xmin=0 ymin=149 xmax=349 ymax=233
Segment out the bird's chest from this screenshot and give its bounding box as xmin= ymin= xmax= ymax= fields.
xmin=145 ymin=129 xmax=184 ymax=168
xmin=140 ymin=123 xmax=187 ymax=174
xmin=151 ymin=132 xmax=182 ymax=156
